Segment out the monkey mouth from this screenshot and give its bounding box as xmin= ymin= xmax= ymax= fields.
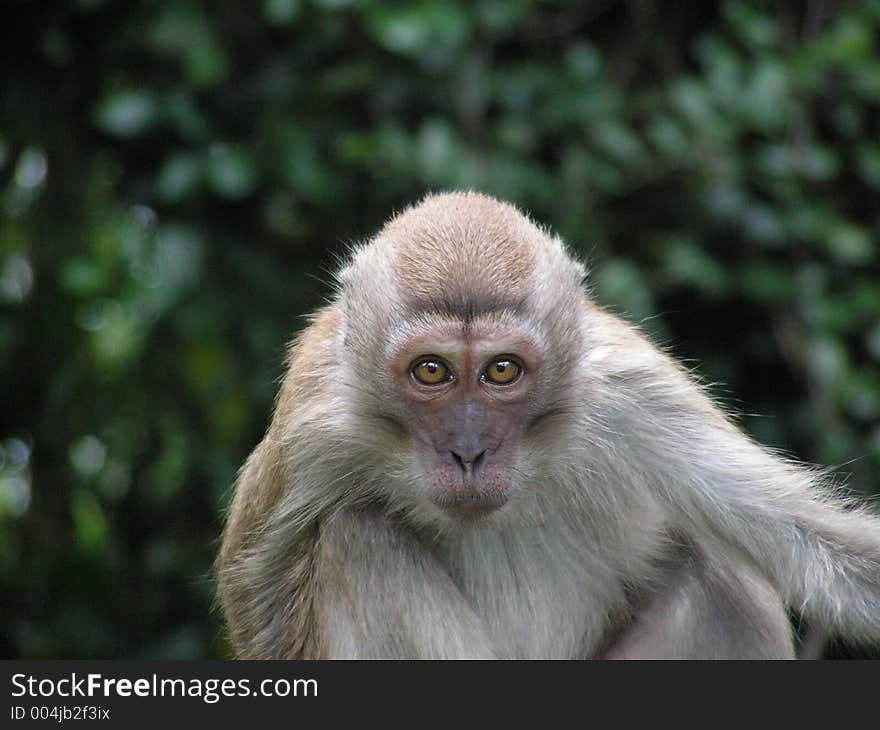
xmin=432 ymin=491 xmax=508 ymax=521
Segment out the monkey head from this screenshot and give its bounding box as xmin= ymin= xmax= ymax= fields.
xmin=334 ymin=193 xmax=588 ymax=526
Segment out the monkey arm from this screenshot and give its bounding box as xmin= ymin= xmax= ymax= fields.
xmin=311 ymin=508 xmax=497 ymax=659
xmin=603 ymin=537 xmax=795 ymax=659
xmin=219 ymin=482 xmax=498 ymax=658
xmin=215 ymin=440 xmax=315 ymax=659
xmin=216 ymin=306 xmax=348 ymax=658
xmin=591 ymin=310 xmax=880 ymax=643
xmin=661 ymin=423 xmax=880 ymax=644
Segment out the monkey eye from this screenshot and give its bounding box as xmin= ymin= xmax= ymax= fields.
xmin=482 ymin=357 xmax=522 ymax=385
xmin=411 ymin=358 xmax=452 ymax=385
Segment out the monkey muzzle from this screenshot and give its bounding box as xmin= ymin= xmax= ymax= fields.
xmin=427 ymin=444 xmax=513 ymax=521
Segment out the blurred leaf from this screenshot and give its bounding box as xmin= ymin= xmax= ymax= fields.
xmin=647 ymin=115 xmax=690 ymax=158
xmin=70 ymin=488 xmax=108 ymax=554
xmin=143 ymin=423 xmax=189 ymax=504
xmin=867 ymin=324 xmax=880 ymax=361
xmin=94 ymin=91 xmax=159 ymax=138
xmin=856 ymin=143 xmax=880 ymax=188
xmin=739 ymin=60 xmax=790 ymax=131
xmin=60 ymin=259 xmax=106 ymax=296
xmin=658 ymin=237 xmax=727 ymax=296
xmin=475 ymin=0 xmax=529 ymax=34
xmin=723 ymin=2 xmax=778 ymax=49
xmin=825 ymin=223 xmax=874 ymax=265
xmin=314 ymin=0 xmax=356 ymax=8
xmin=595 ymin=259 xmax=655 ymax=322
xmin=0 ymin=475 xmax=30 ymax=519
xmin=164 ymin=93 xmax=209 ymax=142
xmin=69 ymin=435 xmax=107 ymax=478
xmin=365 ymin=1 xmax=470 ymax=57
xmin=184 ymin=27 xmax=228 ymax=87
xmin=817 ymin=15 xmax=874 ymax=63
xmin=738 ymin=263 xmax=795 ymax=302
xmin=154 ymin=224 xmax=204 ymax=294
xmin=206 ymin=147 xmax=257 ymax=199
xmin=565 ymin=43 xmax=602 ymax=81
xmin=156 ymin=153 xmax=203 ymax=202
xmin=416 ymin=119 xmax=460 ymax=184
xmin=808 ymin=337 xmax=847 ymax=386
xmin=592 ymin=120 xmax=645 ymax=165
xmin=89 ymin=305 xmax=145 ymax=368
xmin=671 ymin=78 xmax=718 ymax=130
xmin=263 ymin=0 xmax=302 ymax=26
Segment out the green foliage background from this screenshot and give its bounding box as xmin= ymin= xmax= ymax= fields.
xmin=2 ymin=0 xmax=879 ymax=659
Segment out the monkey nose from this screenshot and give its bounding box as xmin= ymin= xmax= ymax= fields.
xmin=449 ymin=449 xmax=487 ymax=476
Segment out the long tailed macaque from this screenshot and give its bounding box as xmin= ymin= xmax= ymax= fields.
xmin=217 ymin=192 xmax=880 ymax=659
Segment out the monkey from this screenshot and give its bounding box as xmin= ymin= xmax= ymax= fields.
xmin=216 ymin=191 xmax=880 ymax=659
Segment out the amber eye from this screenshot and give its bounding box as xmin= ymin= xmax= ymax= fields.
xmin=412 ymin=358 xmax=452 ymax=385
xmin=483 ymin=357 xmax=522 ymax=385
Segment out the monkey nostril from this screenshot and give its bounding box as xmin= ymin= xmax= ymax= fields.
xmin=449 ymin=449 xmax=488 ymax=473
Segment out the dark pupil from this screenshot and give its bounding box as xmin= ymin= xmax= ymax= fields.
xmin=495 ymin=361 xmax=509 ymax=372
xmin=425 ymin=362 xmax=439 ymax=374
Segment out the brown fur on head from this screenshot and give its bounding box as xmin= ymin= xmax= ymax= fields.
xmin=337 ymin=191 xmax=586 ymax=360
xmin=385 ymin=192 xmax=538 ymax=317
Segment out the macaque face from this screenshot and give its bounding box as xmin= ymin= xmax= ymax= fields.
xmin=389 ymin=320 xmax=541 ymax=522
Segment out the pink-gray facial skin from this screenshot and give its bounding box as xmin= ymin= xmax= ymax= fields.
xmin=391 ymin=323 xmax=541 ymax=522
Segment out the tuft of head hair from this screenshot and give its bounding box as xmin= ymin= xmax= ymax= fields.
xmin=337 ymin=191 xmax=586 ymax=329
